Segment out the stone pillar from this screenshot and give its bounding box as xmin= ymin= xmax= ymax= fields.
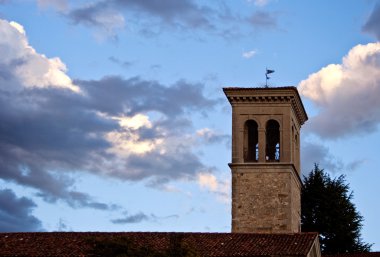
xmin=258 ymin=128 xmax=266 ymax=162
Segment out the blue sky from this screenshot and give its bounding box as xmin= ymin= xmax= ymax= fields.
xmin=0 ymin=0 xmax=380 ymax=250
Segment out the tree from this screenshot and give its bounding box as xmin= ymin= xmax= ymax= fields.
xmin=301 ymin=164 xmax=372 ymax=254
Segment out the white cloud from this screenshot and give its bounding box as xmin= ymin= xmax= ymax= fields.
xmin=196 ymin=128 xmax=218 ymax=141
xmin=0 ymin=19 xmax=219 ymax=205
xmin=0 ymin=19 xmax=80 ymax=92
xmin=198 ymin=173 xmax=218 ymax=191
xmin=105 ymin=114 xmax=163 ymax=156
xmin=242 ymin=49 xmax=257 ymax=59
xmin=247 ymin=0 xmax=270 ymax=7
xmin=37 ymin=0 xmax=68 ymax=12
xmin=298 ymin=43 xmax=380 ymax=138
xmin=92 ymin=9 xmax=125 ymax=38
xmin=105 ymin=130 xmax=163 ymax=156
xmin=9 ymin=21 xmax=25 ymax=35
xmin=196 ymin=127 xmax=230 ymax=145
xmin=116 ymin=114 xmax=152 ymax=130
xmin=196 ymin=128 xmax=213 ymax=137
xmin=197 ymin=172 xmax=230 ymax=203
xmin=67 ymin=4 xmax=125 ymax=40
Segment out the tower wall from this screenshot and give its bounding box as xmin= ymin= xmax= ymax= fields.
xmin=231 ymin=163 xmax=301 ymax=233
xmin=224 ymin=87 xmax=308 ymax=234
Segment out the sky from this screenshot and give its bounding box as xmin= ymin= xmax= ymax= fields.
xmin=0 ymin=0 xmax=380 ymax=250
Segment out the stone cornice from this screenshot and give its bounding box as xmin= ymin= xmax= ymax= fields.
xmin=223 ymin=87 xmax=308 ymax=126
xmin=228 ymin=162 xmax=302 ymax=186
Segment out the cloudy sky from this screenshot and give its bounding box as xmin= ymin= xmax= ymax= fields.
xmin=1 ymin=0 xmax=380 ymax=250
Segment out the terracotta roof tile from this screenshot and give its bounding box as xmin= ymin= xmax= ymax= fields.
xmin=0 ymin=232 xmax=318 ymax=257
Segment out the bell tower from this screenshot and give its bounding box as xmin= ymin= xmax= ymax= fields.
xmin=223 ymin=87 xmax=308 ymax=234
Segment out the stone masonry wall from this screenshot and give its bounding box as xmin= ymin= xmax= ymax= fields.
xmin=291 ymin=168 xmax=301 ymax=232
xmin=231 ymin=165 xmax=301 ymax=233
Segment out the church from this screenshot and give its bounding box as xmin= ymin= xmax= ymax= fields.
xmin=0 ymin=86 xmax=322 ymax=257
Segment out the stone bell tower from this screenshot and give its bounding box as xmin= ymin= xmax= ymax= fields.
xmin=223 ymin=87 xmax=308 ymax=234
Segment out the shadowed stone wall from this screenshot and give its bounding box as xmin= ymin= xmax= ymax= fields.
xmin=231 ymin=164 xmax=301 ymax=233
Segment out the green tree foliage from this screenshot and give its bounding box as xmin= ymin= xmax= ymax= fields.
xmin=301 ymin=164 xmax=372 ymax=254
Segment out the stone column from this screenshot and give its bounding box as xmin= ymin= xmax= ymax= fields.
xmin=258 ymin=128 xmax=266 ymax=162
xmin=231 ymin=105 xmax=239 ymax=163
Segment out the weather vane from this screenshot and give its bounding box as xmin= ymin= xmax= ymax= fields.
xmin=265 ymin=68 xmax=275 ymax=87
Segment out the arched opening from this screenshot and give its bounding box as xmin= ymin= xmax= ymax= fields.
xmin=244 ymin=120 xmax=258 ymax=162
xmin=266 ymin=120 xmax=280 ymax=161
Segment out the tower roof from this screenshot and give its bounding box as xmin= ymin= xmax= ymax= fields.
xmin=223 ymin=86 xmax=308 ymax=126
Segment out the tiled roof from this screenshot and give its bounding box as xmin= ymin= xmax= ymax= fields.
xmin=0 ymin=232 xmax=318 ymax=257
